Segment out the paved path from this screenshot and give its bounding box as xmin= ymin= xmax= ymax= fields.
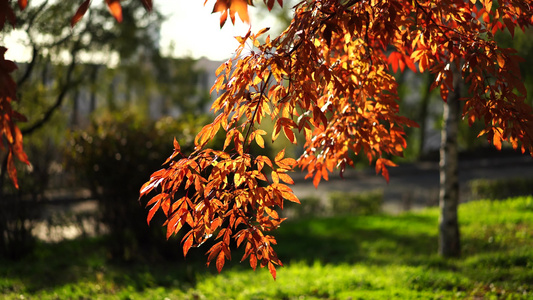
xmin=290 ymin=153 xmax=533 ymax=214
xmin=32 ymin=152 xmax=533 ymax=241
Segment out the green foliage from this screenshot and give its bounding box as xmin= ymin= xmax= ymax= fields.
xmin=469 ymin=177 xmax=533 ymax=200
xmin=65 ymin=113 xmax=212 ymax=260
xmin=289 ymin=196 xmax=323 ymax=218
xmin=291 ymin=191 xmax=383 ymax=218
xmin=3 ymin=196 xmax=531 ymax=299
xmin=329 ymin=190 xmax=383 ymax=216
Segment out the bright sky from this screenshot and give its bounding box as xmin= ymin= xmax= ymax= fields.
xmin=3 ymin=1 xmax=289 ymax=63
xmin=158 ymin=1 xmax=284 ymax=61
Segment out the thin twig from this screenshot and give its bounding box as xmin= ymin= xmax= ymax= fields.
xmin=243 ymin=72 xmax=273 ymax=152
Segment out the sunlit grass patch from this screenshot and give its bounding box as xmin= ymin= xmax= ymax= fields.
xmin=1 ymin=196 xmax=532 ymax=299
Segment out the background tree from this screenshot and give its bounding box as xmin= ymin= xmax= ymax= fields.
xmin=1 ymin=0 xmax=217 ymax=259
xmin=0 ymin=0 xmax=166 ymax=259
xmin=0 ymin=0 xmax=162 ymax=190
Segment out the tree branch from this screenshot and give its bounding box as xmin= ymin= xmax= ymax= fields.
xmin=16 ymin=46 xmax=37 ymax=87
xmin=21 ymin=45 xmax=80 ymax=135
xmin=16 ymin=0 xmax=49 ymax=87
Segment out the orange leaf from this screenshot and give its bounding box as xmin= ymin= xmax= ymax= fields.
xmin=212 ymin=0 xmax=229 ymax=27
xmin=216 ymin=251 xmax=225 ymax=272
xmin=278 ymin=173 xmax=294 ymax=185
xmin=146 ymin=200 xmax=161 ymax=225
xmin=493 ymin=129 xmax=502 ymax=150
xmin=313 ymin=171 xmax=321 ymax=188
xmin=229 ymin=0 xmax=249 ymax=24
xmin=219 ymin=9 xmax=228 ymax=28
xmin=145 ymin=193 xmax=165 ymax=208
xmin=71 ymin=0 xmax=91 ymax=27
xmin=183 ymin=234 xmax=194 ymax=257
xmin=496 ymin=54 xmax=505 ymax=68
xmin=282 ymin=190 xmax=300 ymax=204
xmin=255 ymin=133 xmax=265 ymax=148
xmin=375 ymin=158 xmax=397 ymax=183
xmin=105 ymin=0 xmax=122 ymax=22
xmin=268 ymin=262 xmax=277 ymax=280
xmin=274 ymin=149 xmax=286 ymax=163
xmin=278 ymin=157 xmax=297 ymax=169
xmin=6 ymin=151 xmax=19 ymax=189
xmin=206 ymin=242 xmax=222 ymax=264
xmin=212 ymin=0 xmax=228 ymax=13
xmin=173 ymin=137 xmax=181 ymax=153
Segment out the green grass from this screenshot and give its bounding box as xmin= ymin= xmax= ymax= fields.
xmin=1 ymin=196 xmax=532 ymax=299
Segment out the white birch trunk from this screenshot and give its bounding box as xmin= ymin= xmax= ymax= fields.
xmin=439 ymin=67 xmax=462 ymax=257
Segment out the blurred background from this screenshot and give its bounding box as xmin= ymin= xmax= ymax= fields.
xmin=1 ymin=0 xmax=533 ymax=298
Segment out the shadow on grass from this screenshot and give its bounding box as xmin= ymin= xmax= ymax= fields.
xmin=0 ymin=236 xmax=210 ymax=295
xmin=273 ymin=213 xmax=439 ymax=266
xmin=1 ymin=205 xmax=532 ymax=296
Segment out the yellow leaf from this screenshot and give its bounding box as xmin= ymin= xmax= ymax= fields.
xmin=497 ymin=55 xmax=505 ymax=68
xmin=255 ymin=134 xmax=265 ymax=148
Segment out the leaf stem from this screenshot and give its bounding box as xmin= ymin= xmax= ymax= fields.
xmin=243 ymin=72 xmax=273 ymax=152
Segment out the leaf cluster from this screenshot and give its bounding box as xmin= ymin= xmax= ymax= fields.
xmin=141 ymin=0 xmax=533 ymax=279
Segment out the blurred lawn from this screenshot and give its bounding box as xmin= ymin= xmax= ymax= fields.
xmin=1 ymin=196 xmax=532 ymax=299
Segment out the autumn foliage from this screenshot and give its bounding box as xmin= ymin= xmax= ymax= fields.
xmin=2 ymin=0 xmax=533 ymax=279
xmin=140 ymin=0 xmax=533 ymax=279
xmin=0 ymin=0 xmax=30 ymax=189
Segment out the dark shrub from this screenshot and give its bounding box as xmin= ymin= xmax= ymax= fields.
xmin=66 ymin=113 xmax=211 ymax=261
xmin=469 ymin=177 xmax=533 ymax=201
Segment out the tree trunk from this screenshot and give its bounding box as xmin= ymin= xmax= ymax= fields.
xmin=439 ymin=68 xmax=462 ymax=257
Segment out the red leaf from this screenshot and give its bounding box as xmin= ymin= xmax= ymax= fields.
xmin=0 ymin=0 xmax=16 ymax=28
xmin=18 ymin=0 xmax=27 ymax=10
xmin=266 ymin=0 xmax=275 ymax=11
xmin=283 ymin=126 xmax=296 ymax=143
xmin=139 ymin=0 xmax=152 ymax=11
xmin=387 ymin=51 xmax=401 ymax=73
xmin=71 ymin=0 xmax=91 ymax=27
